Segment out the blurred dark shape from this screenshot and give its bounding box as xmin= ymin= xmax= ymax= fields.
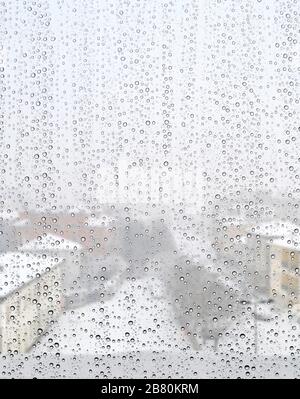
xmin=168 ymin=256 xmax=235 ymax=351
xmin=0 ymin=222 xmax=20 ymax=253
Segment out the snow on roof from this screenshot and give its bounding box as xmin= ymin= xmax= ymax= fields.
xmin=272 ymin=236 xmax=300 ymax=251
xmin=13 ymin=218 xmax=30 ymax=227
xmin=20 ymin=233 xmax=83 ymax=252
xmin=0 ymin=210 xmax=19 ymax=222
xmin=87 ymin=215 xmax=115 ymax=227
xmin=0 ymin=252 xmax=63 ymax=298
xmin=246 ymin=220 xmax=300 ymax=237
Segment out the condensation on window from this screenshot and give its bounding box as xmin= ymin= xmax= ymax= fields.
xmin=0 ymin=0 xmax=300 ymax=379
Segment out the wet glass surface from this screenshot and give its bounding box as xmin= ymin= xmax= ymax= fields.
xmin=0 ymin=0 xmax=300 ymax=379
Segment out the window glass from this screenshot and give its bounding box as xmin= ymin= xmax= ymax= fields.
xmin=1 ymin=0 xmax=300 ymax=379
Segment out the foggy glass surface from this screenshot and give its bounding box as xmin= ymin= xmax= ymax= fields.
xmin=0 ymin=0 xmax=300 ymax=378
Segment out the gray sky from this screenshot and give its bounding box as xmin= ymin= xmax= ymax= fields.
xmin=1 ymin=0 xmax=299 ymax=211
